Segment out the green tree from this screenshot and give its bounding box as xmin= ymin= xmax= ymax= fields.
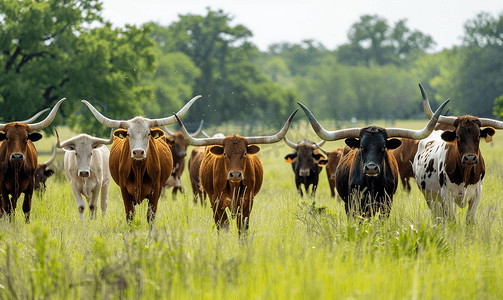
xmin=337 ymin=15 xmax=435 ymax=67
xmin=0 ymin=0 xmax=155 ymax=135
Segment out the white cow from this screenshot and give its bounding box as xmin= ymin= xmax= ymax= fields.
xmin=55 ymin=128 xmax=114 ymax=221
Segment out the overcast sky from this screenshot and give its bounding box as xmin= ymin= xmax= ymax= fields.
xmin=100 ymin=0 xmax=503 ymax=53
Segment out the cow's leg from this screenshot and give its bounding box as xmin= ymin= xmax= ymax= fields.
xmin=311 ymin=183 xmax=318 ymax=197
xmin=70 ymin=182 xmax=87 ymax=222
xmin=147 ymin=187 xmax=161 ymax=225
xmin=88 ymin=187 xmax=101 ymax=220
xmin=22 ymin=192 xmax=33 ymax=223
xmin=1 ymin=189 xmax=11 ymax=221
xmin=404 ymin=176 xmax=411 ymax=193
xmin=100 ymin=180 xmax=110 ymax=217
xmin=120 ymin=187 xmax=135 ymax=224
xmin=237 ymin=195 xmax=253 ymax=236
xmin=296 ymin=182 xmax=304 ymax=197
xmin=465 ymin=184 xmax=482 ymax=225
xmin=329 ymin=179 xmax=336 ymax=198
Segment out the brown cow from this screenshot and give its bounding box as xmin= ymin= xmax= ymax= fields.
xmin=0 ymin=99 xmax=65 ymax=222
xmin=390 ymin=138 xmax=419 ymax=193
xmin=82 ymin=96 xmax=201 ymax=225
xmin=318 ymin=147 xmax=350 ymax=199
xmin=175 ymin=110 xmax=298 ymax=235
xmin=162 ymin=120 xmax=204 ymax=197
xmin=413 ymin=84 xmax=503 ymax=223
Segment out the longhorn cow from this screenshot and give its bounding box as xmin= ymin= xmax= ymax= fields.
xmin=413 ymin=84 xmax=503 ymax=223
xmin=0 ymin=99 xmax=66 ymax=222
xmin=298 ymin=98 xmax=449 ymax=219
xmin=176 ymin=110 xmax=298 ymax=235
xmin=82 ymin=96 xmax=201 ymax=225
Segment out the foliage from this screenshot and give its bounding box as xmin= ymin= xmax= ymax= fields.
xmin=0 ymin=0 xmax=155 ymax=136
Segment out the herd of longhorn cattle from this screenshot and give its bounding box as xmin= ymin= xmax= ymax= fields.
xmin=0 ymin=84 xmax=501 ymax=233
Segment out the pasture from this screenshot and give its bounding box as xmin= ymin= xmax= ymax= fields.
xmin=2 ymin=120 xmax=503 ymax=299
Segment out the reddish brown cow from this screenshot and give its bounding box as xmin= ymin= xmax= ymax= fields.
xmin=163 ymin=120 xmax=204 ymax=197
xmin=390 ymin=138 xmax=419 ymax=193
xmin=82 ymin=96 xmax=201 ymax=224
xmin=0 ymin=99 xmax=65 ymax=222
xmin=318 ymin=147 xmax=349 ymax=198
xmin=188 ymin=146 xmax=207 ymax=205
xmin=175 ymin=110 xmax=298 ymax=235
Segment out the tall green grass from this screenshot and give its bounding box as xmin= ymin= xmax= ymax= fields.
xmin=1 ymin=120 xmax=503 ymax=299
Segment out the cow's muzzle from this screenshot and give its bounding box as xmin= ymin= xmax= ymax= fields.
xmin=10 ymin=153 xmax=24 ymax=163
xmin=462 ymin=154 xmax=478 ymax=165
xmin=364 ymin=163 xmax=380 ymax=177
xmin=299 ymin=168 xmax=310 ymax=177
xmin=132 ymin=149 xmax=146 ymax=160
xmin=227 ymin=171 xmax=243 ymax=183
xmin=78 ymin=170 xmax=90 ymax=178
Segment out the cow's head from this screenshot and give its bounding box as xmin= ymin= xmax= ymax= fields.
xmin=440 ymin=117 xmax=495 ymax=166
xmin=297 ymin=97 xmax=449 ymax=177
xmin=0 ymin=98 xmax=65 ymax=166
xmin=346 ymin=126 xmax=402 ymax=177
xmin=175 ymin=109 xmax=299 ymax=183
xmin=420 ymin=83 xmax=503 ymax=167
xmin=284 ymin=138 xmax=325 ymax=177
xmin=55 ymin=127 xmax=114 ymax=177
xmin=34 ymin=145 xmax=58 ymax=191
xmin=82 ymin=96 xmax=202 ymax=161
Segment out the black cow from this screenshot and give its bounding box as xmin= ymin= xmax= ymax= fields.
xmin=284 ymin=138 xmax=326 ymax=197
xmin=298 ymin=99 xmax=448 ymax=218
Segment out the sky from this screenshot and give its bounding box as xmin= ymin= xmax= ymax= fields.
xmin=100 ymin=0 xmax=503 ymax=53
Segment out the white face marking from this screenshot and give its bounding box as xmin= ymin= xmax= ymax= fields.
xmin=126 ymin=118 xmax=151 ymax=160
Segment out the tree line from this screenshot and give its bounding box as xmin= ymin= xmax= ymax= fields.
xmin=1 ymin=1 xmax=503 ymax=136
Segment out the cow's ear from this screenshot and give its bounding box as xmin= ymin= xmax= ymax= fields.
xmin=28 ymin=133 xmax=43 ymax=142
xmin=386 ymin=138 xmax=402 ymax=150
xmin=114 ymin=129 xmax=127 ymax=139
xmin=318 ymin=159 xmax=328 ymax=166
xmin=63 ymin=146 xmax=75 ymax=152
xmin=209 ymin=145 xmax=224 ymax=155
xmin=345 ymin=138 xmax=360 ymax=148
xmin=151 ymin=128 xmax=164 ymax=139
xmin=313 ymin=153 xmax=325 ymax=161
xmin=481 ymin=127 xmax=496 ymax=143
xmin=44 ymin=169 xmax=55 ymax=177
xmin=284 ymin=153 xmax=297 ymax=163
xmin=441 ymin=130 xmax=456 ymax=142
xmin=247 ymin=145 xmax=260 ymax=154
xmin=0 ymin=132 xmax=6 ymax=141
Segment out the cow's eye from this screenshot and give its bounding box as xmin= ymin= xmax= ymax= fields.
xmin=223 ymin=152 xmax=227 ymax=157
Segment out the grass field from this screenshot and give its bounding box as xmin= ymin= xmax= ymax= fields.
xmin=2 ymin=120 xmax=503 ymax=299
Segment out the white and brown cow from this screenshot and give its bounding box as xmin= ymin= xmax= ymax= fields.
xmin=413 ymin=83 xmax=503 ymax=224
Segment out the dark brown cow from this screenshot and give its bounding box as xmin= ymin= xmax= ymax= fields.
xmin=175 ymin=110 xmax=298 ymax=235
xmin=284 ymin=138 xmax=326 ymax=197
xmin=0 ymin=99 xmax=65 ymax=222
xmin=413 ymin=84 xmax=503 ymax=223
xmin=318 ymin=146 xmax=351 ymax=198
xmin=82 ymin=96 xmax=201 ymax=225
xmin=34 ymin=145 xmax=58 ymax=192
xmin=162 ymin=120 xmax=204 ymax=197
xmin=298 ymin=98 xmax=448 ymax=219
xmin=390 ymin=138 xmax=419 ymax=193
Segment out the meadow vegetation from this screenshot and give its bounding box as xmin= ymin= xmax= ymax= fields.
xmin=1 ymin=120 xmax=503 ymax=299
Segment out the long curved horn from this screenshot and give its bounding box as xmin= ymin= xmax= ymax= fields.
xmin=90 ymin=128 xmax=115 ymax=145
xmin=54 ymin=127 xmax=62 ymax=148
xmin=284 ymin=137 xmax=298 ymax=148
xmin=419 ymin=83 xmax=456 ymax=125
xmin=298 ymin=102 xmax=361 ymax=141
xmin=318 ymin=147 xmax=329 ymax=156
xmin=175 ymin=109 xmax=299 ymax=146
xmin=314 ymin=140 xmax=326 ymax=149
xmin=190 ymin=119 xmax=204 ymax=137
xmin=148 ymin=95 xmax=202 ymax=127
xmin=43 ymin=144 xmax=58 ymax=166
xmin=25 ymin=98 xmax=66 ymax=131
xmin=244 ymin=109 xmax=298 ymax=144
xmin=81 ymin=100 xmax=124 ymax=128
xmin=19 ymin=108 xmax=50 ymax=124
xmin=478 ymin=117 xmax=503 ymax=129
xmin=386 ymin=99 xmax=450 ymax=139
